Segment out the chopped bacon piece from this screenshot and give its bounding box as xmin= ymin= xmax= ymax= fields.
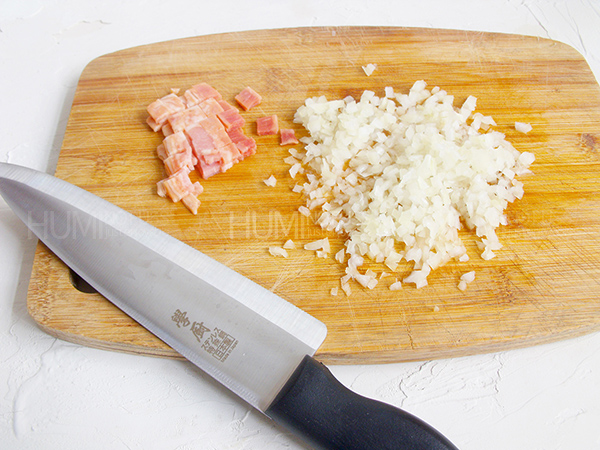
xmin=189 ymin=181 xmax=203 ymax=196
xmin=235 ymin=87 xmax=262 ymax=111
xmin=198 ymin=115 xmax=223 ymax=134
xmin=161 ymin=123 xmax=174 ymax=136
xmin=166 ymin=113 xmax=185 ymax=135
xmin=196 ymin=159 xmax=222 ymax=179
xmin=158 ymin=168 xmax=198 ymax=203
xmin=256 ymin=115 xmax=279 ymax=136
xmin=219 ymin=143 xmax=243 ymax=171
xmin=217 ymin=108 xmax=245 ymax=131
xmin=168 ymin=105 xmax=207 ymax=134
xmin=187 ymin=126 xmax=216 ymax=160
xmin=240 ymin=139 xmax=257 ymax=157
xmin=218 ymin=100 xmax=236 ymax=111
xmin=147 ymin=93 xmax=186 ymax=128
xmin=156 ymin=179 xmax=167 ymax=198
xmin=163 ymin=151 xmax=196 ymax=176
xmin=183 ymin=89 xmax=200 ymax=107
xmin=238 ymin=139 xmax=257 ymax=157
xmin=199 ymin=97 xmax=225 ymax=116
xmin=182 ymin=194 xmax=201 ymax=215
xmin=189 ymin=120 xmax=243 ymax=178
xmin=200 ymin=116 xmax=232 ymax=149
xmin=280 ymin=128 xmax=299 ymax=145
xmin=199 ymin=148 xmax=223 ymax=165
xmin=148 ymin=82 xmax=260 ymax=213
xmin=162 ymin=131 xmax=194 ymax=160
xmin=227 ymin=127 xmax=256 ymax=157
xmin=156 ymin=143 xmax=167 ymax=161
xmin=185 ymin=105 xmax=208 ymax=126
xmin=189 ymin=83 xmax=222 ymax=103
xmin=146 ymin=116 xmax=162 ymax=132
xmin=158 ymin=171 xmax=203 ymax=201
xmin=225 ymin=127 xmax=245 ymax=143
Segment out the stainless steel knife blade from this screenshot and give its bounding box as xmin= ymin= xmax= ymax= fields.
xmin=0 ymin=162 xmax=459 ymax=450
xmin=0 ymin=162 xmax=326 ymax=411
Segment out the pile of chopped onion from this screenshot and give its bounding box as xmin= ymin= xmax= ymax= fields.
xmin=289 ymin=80 xmax=535 ymax=291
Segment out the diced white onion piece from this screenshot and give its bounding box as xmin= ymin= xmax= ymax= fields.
xmin=362 ymin=63 xmax=377 ymax=76
xmin=341 ymin=282 xmax=352 ymax=296
xmin=515 ymin=122 xmax=532 ymax=133
xmin=289 ymin=163 xmax=303 ymax=179
xmin=268 ymin=246 xmax=288 ymax=257
xmin=389 ymin=280 xmax=403 ymax=290
xmin=298 ymin=206 xmax=311 ymax=217
xmin=284 ymin=156 xmax=300 ymax=165
xmin=304 ymin=238 xmax=330 ymax=252
xmin=263 ymin=175 xmax=277 ymax=187
xmin=460 ymin=270 xmax=476 ymax=283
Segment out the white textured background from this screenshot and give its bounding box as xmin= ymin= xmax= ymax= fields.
xmin=1 ymin=1 xmax=600 ymax=449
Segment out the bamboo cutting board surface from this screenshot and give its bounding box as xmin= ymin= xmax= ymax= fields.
xmin=26 ymin=27 xmax=600 ymax=364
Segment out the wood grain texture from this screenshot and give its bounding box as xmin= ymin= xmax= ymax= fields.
xmin=26 ymin=27 xmax=600 ymax=364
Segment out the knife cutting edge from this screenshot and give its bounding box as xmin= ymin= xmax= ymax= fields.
xmin=0 ymin=162 xmax=459 ymax=450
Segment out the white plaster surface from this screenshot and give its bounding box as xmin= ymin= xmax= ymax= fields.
xmin=1 ymin=1 xmax=600 ymax=449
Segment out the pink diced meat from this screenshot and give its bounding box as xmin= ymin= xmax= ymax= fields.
xmin=189 ymin=181 xmax=204 ymax=196
xmin=161 ymin=123 xmax=174 ymax=136
xmin=157 ymin=167 xmax=204 ymax=215
xmin=163 ymin=151 xmax=195 ymax=176
xmin=196 ymin=159 xmax=222 ymax=179
xmin=187 ymin=126 xmax=216 ymax=159
xmin=168 ymin=105 xmax=207 ymax=134
xmin=199 ymin=97 xmax=225 ymax=116
xmin=185 ymin=105 xmax=208 ymax=127
xmin=219 ymin=143 xmax=243 ymax=171
xmin=280 ymin=128 xmax=299 ymax=145
xmin=162 ymin=131 xmax=194 ymax=160
xmin=147 ymin=93 xmax=186 ymax=128
xmin=183 ymin=89 xmax=201 ymax=107
xmin=158 ymin=168 xmax=196 ymax=202
xmin=217 ymin=108 xmax=245 ymax=131
xmin=235 ymin=87 xmax=262 ymax=111
xmin=190 ymin=83 xmax=222 ymax=103
xmin=225 ymin=127 xmax=245 ymax=143
xmin=156 ymin=179 xmax=167 ymax=198
xmin=146 ymin=116 xmax=162 ymax=132
xmin=156 ymin=144 xmax=167 ymax=161
xmin=200 ymin=148 xmax=223 ymax=165
xmin=200 ymin=116 xmax=232 ymax=149
xmin=227 ymin=127 xmax=256 ymax=157
xmin=256 ymin=115 xmax=279 ymax=136
xmin=181 ymin=194 xmax=201 ymax=215
xmin=237 ymin=138 xmax=257 ymax=157
xmin=148 ymin=82 xmax=260 ymax=213
xmin=218 ymin=100 xmax=236 ymax=111
xmin=166 ymin=112 xmax=186 ymax=134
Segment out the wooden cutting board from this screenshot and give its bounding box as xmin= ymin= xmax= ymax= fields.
xmin=26 ymin=27 xmax=600 ymax=364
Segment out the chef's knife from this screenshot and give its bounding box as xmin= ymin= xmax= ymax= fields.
xmin=0 ymin=162 xmax=459 ymax=450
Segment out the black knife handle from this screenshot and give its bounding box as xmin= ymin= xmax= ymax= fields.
xmin=266 ymin=355 xmax=459 ymax=450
